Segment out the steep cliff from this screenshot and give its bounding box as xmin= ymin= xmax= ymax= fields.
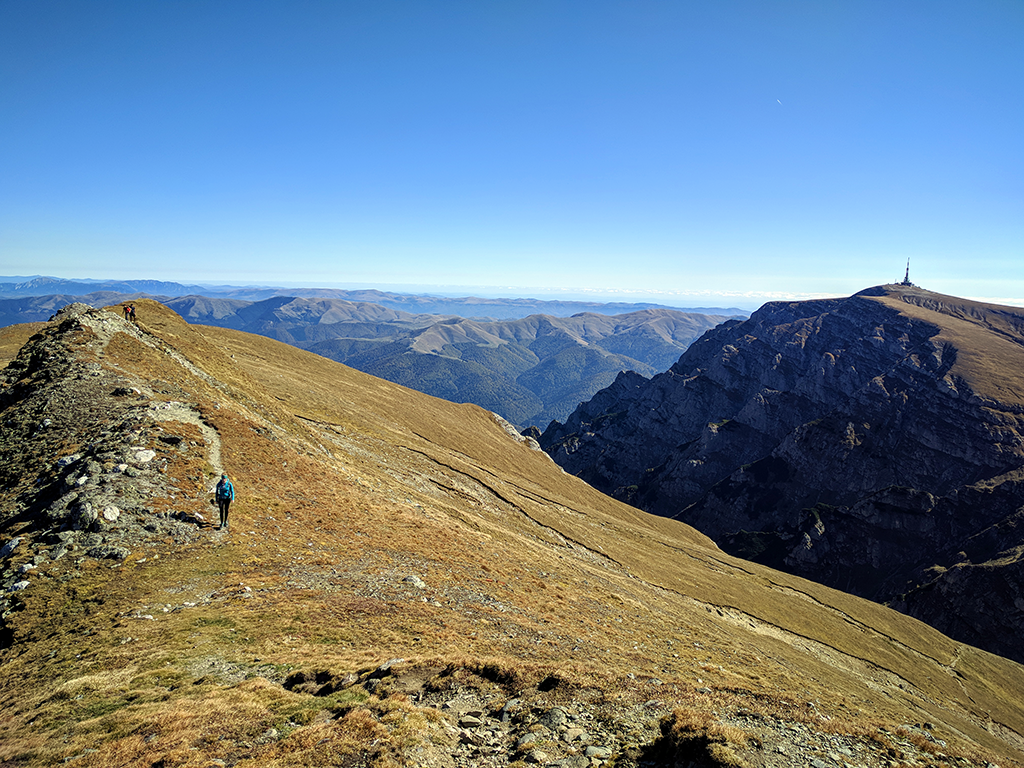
xmin=541 ymin=285 xmax=1024 ymax=662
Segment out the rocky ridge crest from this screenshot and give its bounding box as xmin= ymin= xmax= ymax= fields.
xmin=0 ymin=303 xmax=230 ymax=624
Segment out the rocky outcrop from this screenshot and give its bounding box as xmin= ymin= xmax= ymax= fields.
xmin=541 ymin=285 xmax=1024 ymax=662
xmin=0 ymin=303 xmax=227 ymax=632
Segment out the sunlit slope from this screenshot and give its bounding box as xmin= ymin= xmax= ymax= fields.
xmin=870 ymin=286 xmax=1024 ymax=407
xmin=0 ymin=298 xmax=1022 ymax=766
xmin=192 ymin=312 xmax=1024 ymax=737
xmin=0 ymin=321 xmax=42 ymax=366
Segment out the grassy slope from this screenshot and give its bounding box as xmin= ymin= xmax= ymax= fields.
xmin=0 ymin=321 xmax=43 ymax=366
xmin=872 ymin=287 xmax=1024 ymax=407
xmin=1 ymin=299 xmax=1023 ymax=766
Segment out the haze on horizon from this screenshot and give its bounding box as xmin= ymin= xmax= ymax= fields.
xmin=1 ymin=2 xmax=1021 ymax=309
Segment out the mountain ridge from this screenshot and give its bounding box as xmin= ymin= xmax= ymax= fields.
xmin=164 ymin=296 xmax=730 ymax=428
xmin=0 ymin=276 xmax=748 ymax=319
xmin=1 ymin=299 xmax=1023 ymax=765
xmin=540 ymin=284 xmax=1024 ymax=663
xmin=0 ymin=292 xmax=734 ymax=428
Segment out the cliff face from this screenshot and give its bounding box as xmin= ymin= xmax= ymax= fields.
xmin=541 ymin=285 xmax=1024 ymax=662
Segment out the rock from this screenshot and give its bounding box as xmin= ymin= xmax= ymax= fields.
xmin=338 ymin=672 xmax=358 ymax=689
xmin=373 ymin=658 xmax=405 ymax=676
xmin=500 ymin=698 xmax=522 ymax=722
xmin=541 ymin=706 xmax=569 ymax=728
xmin=56 ymin=454 xmax=81 ymax=468
xmin=134 ymin=449 xmax=156 ymax=463
xmin=553 ymin=757 xmax=590 ymax=768
xmin=584 ymin=745 xmax=612 ymax=759
xmin=9 ymin=581 xmax=30 ymax=592
xmin=0 ymin=537 xmax=22 ymax=559
xmin=517 ymin=733 xmax=541 ymax=748
xmin=404 ymin=575 xmax=427 ymax=589
xmin=71 ymin=502 xmax=97 ymax=531
xmin=86 ymin=545 xmax=130 ymax=560
xmin=45 ymin=502 xmax=71 ymax=523
xmin=101 ymin=505 xmax=121 ymax=522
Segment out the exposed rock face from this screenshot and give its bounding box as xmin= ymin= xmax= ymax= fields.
xmin=541 ymin=285 xmax=1024 ymax=662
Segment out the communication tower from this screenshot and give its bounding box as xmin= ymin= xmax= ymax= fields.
xmin=900 ymin=259 xmax=913 ymax=287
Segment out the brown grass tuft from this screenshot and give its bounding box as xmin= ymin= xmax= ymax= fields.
xmin=651 ymin=707 xmax=750 ymax=768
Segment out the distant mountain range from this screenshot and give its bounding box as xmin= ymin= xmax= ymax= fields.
xmin=0 ymin=283 xmax=741 ymax=428
xmin=165 ymin=296 xmax=732 ymax=428
xmin=0 ymin=276 xmax=746 ymax=319
xmin=541 ymin=283 xmax=1024 ymax=663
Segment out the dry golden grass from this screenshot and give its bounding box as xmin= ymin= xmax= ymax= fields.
xmin=0 ymin=321 xmax=43 ymax=367
xmin=649 ymin=708 xmax=750 ymax=767
xmin=872 ymin=285 xmax=1024 ymax=406
xmin=1 ymin=298 xmax=1023 ymax=765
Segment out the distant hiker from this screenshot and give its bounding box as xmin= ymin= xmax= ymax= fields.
xmin=123 ymin=304 xmax=131 ymax=321
xmin=215 ymin=473 xmax=234 ymax=530
xmin=128 ymin=304 xmax=137 ymax=323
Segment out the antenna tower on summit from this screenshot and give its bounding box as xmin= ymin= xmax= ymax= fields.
xmin=900 ymin=259 xmax=913 ymax=287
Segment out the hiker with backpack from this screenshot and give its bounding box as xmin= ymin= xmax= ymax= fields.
xmin=215 ymin=473 xmax=234 ymax=530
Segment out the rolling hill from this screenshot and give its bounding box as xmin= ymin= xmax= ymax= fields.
xmin=307 ymin=308 xmax=728 ymax=428
xmin=0 ymin=299 xmax=1022 ymax=766
xmin=0 ymin=275 xmax=746 ymax=318
xmin=166 ymin=296 xmax=730 ymax=428
xmin=0 ymin=291 xmax=735 ymax=429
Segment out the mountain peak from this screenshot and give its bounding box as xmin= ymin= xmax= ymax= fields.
xmin=542 ymin=288 xmax=1024 ymax=667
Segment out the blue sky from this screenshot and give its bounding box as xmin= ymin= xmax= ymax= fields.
xmin=1 ymin=1 xmax=1021 ymax=310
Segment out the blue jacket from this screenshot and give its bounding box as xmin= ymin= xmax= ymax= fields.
xmin=216 ymin=478 xmax=234 ymax=500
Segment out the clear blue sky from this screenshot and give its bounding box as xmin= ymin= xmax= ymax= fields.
xmin=2 ymin=1 xmax=1021 ymax=310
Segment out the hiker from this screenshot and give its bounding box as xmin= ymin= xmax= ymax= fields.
xmin=215 ymin=473 xmax=234 ymax=530
xmin=123 ymin=304 xmax=131 ymax=321
xmin=128 ymin=304 xmax=137 ymax=323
